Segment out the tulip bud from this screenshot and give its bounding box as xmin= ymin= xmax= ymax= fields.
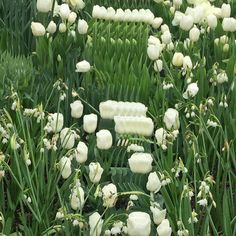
xmin=89 ymin=162 xmax=104 ymax=183
xmin=163 ymin=108 xmax=180 ymax=130
xmin=70 ymin=100 xmax=83 ymax=118
xmin=150 ymin=206 xmax=166 ymax=225
xmin=36 ymin=0 xmax=52 ymax=13
xmin=146 ymin=172 xmax=161 ymax=192
xmin=154 ymin=60 xmax=163 ymax=72
xmin=59 ymin=156 xmax=71 ymax=179
xmin=222 ymin=18 xmax=236 ymax=32
xmin=60 ymin=128 xmax=76 ymax=149
xmin=59 ymin=23 xmax=67 ymax=33
xmin=83 ymin=113 xmax=98 ymax=133
xmin=96 ymin=129 xmax=113 ymax=150
xmin=189 ymin=27 xmax=200 ymax=42
xmin=147 ymin=44 xmax=161 ymax=60
xmin=172 ymin=52 xmax=184 ymax=67
xmin=183 ymin=56 xmax=193 ymax=70
xmin=75 ymin=60 xmax=91 ymax=72
xmin=152 ymin=17 xmax=163 ymax=29
xmin=102 ymin=183 xmax=117 ymax=208
xmin=161 ymin=31 xmax=172 ymax=44
xmin=89 ymin=212 xmax=103 ymax=236
xmin=127 ymin=212 xmax=151 ymax=236
xmin=59 ymin=4 xmax=71 ymax=20
xmin=156 ymin=219 xmax=172 ymax=236
xmin=31 ymin=22 xmax=46 ymax=36
xmin=221 ymin=4 xmax=231 ymax=18
xmin=68 ymin=12 xmax=77 ymax=24
xmin=75 ymin=141 xmax=88 ymax=163
xmin=207 ymin=14 xmax=217 ymax=29
xmin=70 ymin=186 xmax=84 ymax=210
xmin=46 ymin=21 xmax=57 ymax=34
xmin=128 ymin=153 xmax=153 ymax=174
xmin=77 ymin=19 xmax=88 ymax=34
xmin=180 ymin=15 xmax=194 ymax=31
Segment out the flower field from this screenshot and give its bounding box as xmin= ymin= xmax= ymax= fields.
xmin=0 ymin=0 xmax=236 ymax=235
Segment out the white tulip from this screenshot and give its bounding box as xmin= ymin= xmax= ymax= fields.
xmin=70 ymin=186 xmax=84 ymax=210
xmin=60 ymin=128 xmax=76 ymax=149
xmin=75 ymin=141 xmax=88 ymax=163
xmin=48 ymin=113 xmax=64 ymax=133
xmin=128 ymin=153 xmax=153 ymax=174
xmin=59 ymin=4 xmax=71 ymax=20
xmin=155 ymin=128 xmax=167 ymax=148
xmin=31 ymin=22 xmax=46 ymax=36
xmin=183 ymin=82 xmax=199 ymax=99
xmin=154 ymin=60 xmax=163 ymax=72
xmin=102 ymin=183 xmax=117 ymax=208
xmin=152 ymin=17 xmax=163 ymax=29
xmin=207 ymin=14 xmax=217 ymax=29
xmin=146 ymin=172 xmax=161 ymax=192
xmin=59 ymin=156 xmax=71 ymax=179
xmin=96 ymin=129 xmax=113 ymax=150
xmin=127 ymin=144 xmax=144 ymax=153
xmin=221 ymin=4 xmax=231 ymax=18
xmin=222 ymin=18 xmax=236 ymax=32
xmin=163 ymin=108 xmax=180 ymax=130
xmin=73 ymin=0 xmax=85 ymax=10
xmin=150 ymin=206 xmax=166 ymax=225
xmin=189 ymin=27 xmax=200 ymax=42
xmin=77 ymin=19 xmax=88 ymax=34
xmin=172 ymin=52 xmax=184 ymax=67
xmin=70 ymin=100 xmax=83 ymax=118
xmin=173 ymin=0 xmax=182 ymax=8
xmin=127 ymin=212 xmax=151 ymax=236
xmin=75 ymin=60 xmax=91 ymax=72
xmin=157 ymin=219 xmax=172 ymax=236
xmin=161 ymin=24 xmax=169 ymax=33
xmin=46 ymin=21 xmax=57 ymax=34
xmin=83 ymin=114 xmax=98 ymax=133
xmin=89 ymin=162 xmax=104 ymax=183
xmin=172 ymin=11 xmax=184 ymax=26
xmin=147 ymin=44 xmax=161 ymax=60
xmin=183 ymin=56 xmax=193 ymax=70
xmin=68 ymin=12 xmax=77 ymax=24
xmin=59 ymin=23 xmax=67 ymax=33
xmin=148 ymin=36 xmax=161 ymax=46
xmin=180 ymin=15 xmax=194 ymax=31
xmin=161 ymin=31 xmax=172 ymax=44
xmin=36 ymin=0 xmax=52 ymax=13
xmin=89 ymin=212 xmax=103 ymax=236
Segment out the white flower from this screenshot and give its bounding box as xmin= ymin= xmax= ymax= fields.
xmin=146 ymin=172 xmax=161 ymax=192
xmin=127 ymin=144 xmax=144 ymax=153
xmin=155 ymin=128 xmax=167 ymax=149
xmin=152 ymin=17 xmax=163 ymax=29
xmin=47 ymin=113 xmax=64 ymax=133
xmin=46 ymin=21 xmax=57 ymax=34
xmin=92 ymin=5 xmax=105 ymax=19
xmin=31 ymin=22 xmax=46 ymax=36
xmin=59 ymin=156 xmax=71 ymax=179
xmin=148 ymin=36 xmax=161 ymax=46
xmin=221 ymin=4 xmax=231 ymax=18
xmin=216 ymin=71 xmax=228 ymax=84
xmin=68 ymin=12 xmax=77 ymax=24
xmin=36 ymin=0 xmax=52 ymax=13
xmin=207 ymin=14 xmax=217 ymax=29
xmin=161 ymin=31 xmax=172 ymax=44
xmin=189 ymin=27 xmax=200 ymax=42
xmin=75 ymin=141 xmax=88 ymax=163
xmin=180 ymin=15 xmax=194 ymax=31
xmin=102 ymin=183 xmax=117 ymax=208
xmin=147 ymin=44 xmax=161 ymax=60
xmin=172 ymin=11 xmax=184 ymax=26
xmin=60 ymin=128 xmax=76 ymax=149
xmin=183 ymin=56 xmax=193 ymax=70
xmin=59 ymin=23 xmax=67 ymax=33
xmin=150 ymin=206 xmax=166 ymax=225
xmin=128 ymin=153 xmax=153 ymax=174
xmin=59 ymin=4 xmax=71 ymax=20
xmin=222 ymin=18 xmax=236 ymax=32
xmin=154 ymin=60 xmax=163 ymax=72
xmin=70 ymin=186 xmax=84 ymax=210
xmin=156 ymin=219 xmax=172 ymax=236
xmin=96 ymin=129 xmax=113 ymax=150
xmin=172 ymin=52 xmax=184 ymax=67
xmin=173 ymin=0 xmax=182 ymax=8
xmin=183 ymin=82 xmax=199 ymax=99
xmin=198 ymin=198 xmax=208 ymax=206
xmin=89 ymin=212 xmax=103 ymax=236
xmin=127 ymin=212 xmax=151 ymax=236
xmin=163 ymin=108 xmax=180 ymax=130
xmin=75 ymin=60 xmax=91 ymax=72
xmin=77 ymin=19 xmax=88 ymax=34
xmin=70 ymin=100 xmax=83 ymax=118
xmin=83 ymin=113 xmax=98 ymax=133
xmin=89 ymin=162 xmax=104 ymax=183
xmin=72 ymin=0 xmax=85 ymax=10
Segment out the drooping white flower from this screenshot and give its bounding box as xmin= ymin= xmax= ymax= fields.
xmin=96 ymin=129 xmax=113 ymax=150
xmin=163 ymin=108 xmax=180 ymax=130
xmin=127 ymin=212 xmax=151 ymax=236
xmin=128 ymin=153 xmax=153 ymax=174
xmin=89 ymin=212 xmax=103 ymax=236
xmin=183 ymin=83 xmax=199 ymax=99
xmin=31 ymin=22 xmax=46 ymax=36
xmin=83 ymin=113 xmax=98 ymax=133
xmin=75 ymin=60 xmax=91 ymax=73
xmin=156 ymin=219 xmax=172 ymax=236
xmin=77 ymin=19 xmax=88 ymax=34
xmin=102 ymin=183 xmax=117 ymax=208
xmin=70 ymin=100 xmax=83 ymax=118
xmin=89 ymin=162 xmax=104 ymax=183
xmin=75 ymin=141 xmax=88 ymax=163
xmin=146 ymin=172 xmax=161 ymax=192
xmin=216 ymin=71 xmax=228 ymax=84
